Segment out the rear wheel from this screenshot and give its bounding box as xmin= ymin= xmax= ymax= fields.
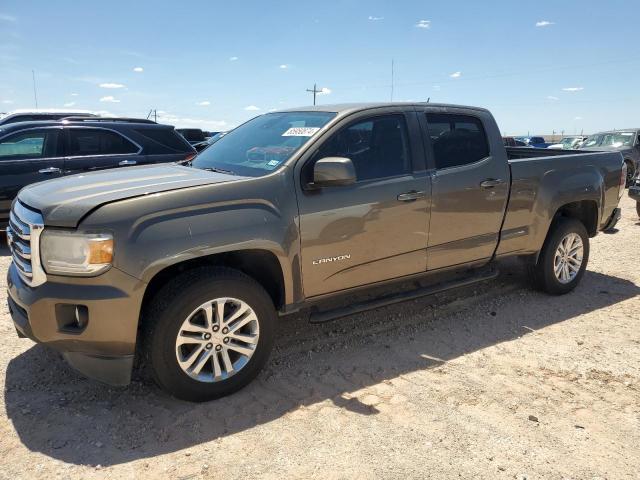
xmin=142 ymin=267 xmax=276 ymax=402
xmin=625 ymin=161 xmax=635 ymax=188
xmin=529 ymin=217 xmax=589 ymax=295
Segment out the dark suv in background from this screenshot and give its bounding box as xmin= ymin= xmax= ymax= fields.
xmin=580 ymin=129 xmax=640 ymax=186
xmin=0 ymin=117 xmax=196 ymax=229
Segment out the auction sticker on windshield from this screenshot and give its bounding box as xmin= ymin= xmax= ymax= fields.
xmin=282 ymin=127 xmax=320 ymax=137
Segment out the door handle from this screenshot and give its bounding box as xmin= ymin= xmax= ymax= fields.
xmin=397 ymin=190 xmax=426 ymax=202
xmin=119 ymin=159 xmax=137 ymax=166
xmin=480 ymin=178 xmax=505 ymax=189
xmin=38 ymin=167 xmax=62 ymax=174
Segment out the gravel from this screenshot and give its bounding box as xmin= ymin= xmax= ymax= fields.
xmin=0 ymin=195 xmax=638 ymax=479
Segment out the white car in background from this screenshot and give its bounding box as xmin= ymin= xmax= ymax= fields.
xmin=547 ymin=136 xmax=588 ymax=150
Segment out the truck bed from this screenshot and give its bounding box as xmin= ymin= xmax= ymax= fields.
xmin=505 ymin=146 xmax=583 ymax=160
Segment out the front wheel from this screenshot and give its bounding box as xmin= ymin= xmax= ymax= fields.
xmin=142 ymin=267 xmax=276 ymax=402
xmin=529 ymin=217 xmax=590 ymax=295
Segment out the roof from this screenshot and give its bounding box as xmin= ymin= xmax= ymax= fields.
xmin=0 ymin=108 xmax=95 ymax=117
xmin=590 ymin=129 xmax=640 ymax=134
xmin=278 ymin=102 xmax=490 ymax=115
xmin=0 ymin=118 xmax=171 ymax=135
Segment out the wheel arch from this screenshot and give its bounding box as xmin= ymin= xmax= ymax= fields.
xmin=140 ymin=249 xmax=288 ymax=318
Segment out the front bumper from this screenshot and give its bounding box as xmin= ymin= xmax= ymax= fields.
xmin=6 ymin=263 xmax=146 ymax=386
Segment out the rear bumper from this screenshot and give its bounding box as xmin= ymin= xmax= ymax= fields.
xmin=6 ymin=263 xmax=146 ymax=386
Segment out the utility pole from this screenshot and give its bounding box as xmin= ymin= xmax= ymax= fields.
xmin=306 ymin=83 xmax=321 ymax=105
xmin=390 ymin=59 xmax=394 ymax=101
xmin=32 ymin=70 xmax=38 ymax=108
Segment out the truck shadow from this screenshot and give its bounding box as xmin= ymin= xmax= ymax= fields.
xmin=4 ymin=263 xmax=639 ymax=467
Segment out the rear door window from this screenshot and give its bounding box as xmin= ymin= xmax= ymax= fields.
xmin=426 ymin=113 xmax=490 ymax=169
xmin=67 ymin=128 xmax=139 ymax=156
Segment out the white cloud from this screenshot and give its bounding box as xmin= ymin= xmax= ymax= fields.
xmin=70 ymin=93 xmax=79 ymax=96
xmin=368 ymin=16 xmax=383 ymax=21
xmin=63 ymin=102 xmax=76 ymax=107
xmin=547 ymin=95 xmax=559 ymax=100
xmin=0 ymin=14 xmax=16 ymax=22
xmin=535 ymin=20 xmax=554 ymax=27
xmin=99 ymin=82 xmax=125 ymax=89
xmin=99 ymin=96 xmax=120 ymax=103
xmin=133 ymin=67 xmax=144 ymax=72
xmin=244 ymin=105 xmax=260 ymax=111
xmin=574 ymin=116 xmax=583 ymax=120
xmin=433 ymin=85 xmax=441 ymax=90
xmin=279 ymin=64 xmax=289 ymax=69
xmin=229 ymin=56 xmax=239 ymax=61
xmin=450 ymin=71 xmax=462 ymax=78
xmin=2 ymin=99 xmax=14 ymax=104
xmin=156 ymin=111 xmax=229 ymax=131
xmin=415 ymin=20 xmax=431 ymax=29
xmin=562 ymin=87 xmax=584 ymax=92
xmin=318 ymin=87 xmax=332 ymax=95
xmin=196 ymin=100 xmax=211 ymax=106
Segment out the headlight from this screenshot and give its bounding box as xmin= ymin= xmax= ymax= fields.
xmin=40 ymin=230 xmax=113 ymax=276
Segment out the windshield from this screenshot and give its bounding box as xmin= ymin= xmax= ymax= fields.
xmin=583 ymin=132 xmax=635 ymax=148
xmin=192 ymin=111 xmax=335 ymax=176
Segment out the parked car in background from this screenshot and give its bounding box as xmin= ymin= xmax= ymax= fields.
xmin=0 ymin=117 xmax=196 ymax=229
xmin=503 ymin=136 xmax=527 ymax=147
xmin=5 ymin=102 xmax=624 ymax=401
xmin=580 ymin=129 xmax=640 ymax=186
xmin=0 ymin=109 xmax=97 ymax=126
xmin=177 ymin=128 xmax=207 ymax=145
xmin=193 ymin=131 xmax=228 ymax=152
xmin=629 ymin=172 xmax=640 ymax=217
xmin=524 ymin=136 xmax=551 ymax=148
xmin=548 ymin=136 xmax=587 ymax=150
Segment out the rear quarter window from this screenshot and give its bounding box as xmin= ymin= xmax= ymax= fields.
xmin=135 ymin=128 xmax=193 ymax=153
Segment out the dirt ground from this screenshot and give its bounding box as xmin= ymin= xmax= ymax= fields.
xmin=0 ymin=195 xmax=638 ymax=480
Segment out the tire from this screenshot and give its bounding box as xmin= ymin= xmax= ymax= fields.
xmin=141 ymin=267 xmax=276 ymax=402
xmin=528 ymin=217 xmax=589 ymax=295
xmin=625 ymin=161 xmax=635 ymax=188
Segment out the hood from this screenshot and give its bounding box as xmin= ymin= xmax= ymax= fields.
xmin=18 ymin=164 xmax=241 ymax=227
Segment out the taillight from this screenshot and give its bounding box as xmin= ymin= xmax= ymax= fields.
xmin=184 ymin=152 xmax=196 ymax=162
xmin=619 ymin=162 xmax=627 ymax=198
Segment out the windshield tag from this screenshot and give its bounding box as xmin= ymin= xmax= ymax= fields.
xmin=266 ymin=159 xmax=281 ymax=168
xmin=282 ymin=127 xmax=320 ymax=137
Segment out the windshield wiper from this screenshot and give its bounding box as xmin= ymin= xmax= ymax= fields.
xmin=201 ymin=167 xmax=237 ymax=175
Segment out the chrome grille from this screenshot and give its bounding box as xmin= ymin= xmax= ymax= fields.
xmin=6 ymin=200 xmax=46 ymax=287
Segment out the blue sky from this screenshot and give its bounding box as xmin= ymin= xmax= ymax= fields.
xmin=0 ymin=0 xmax=638 ymax=134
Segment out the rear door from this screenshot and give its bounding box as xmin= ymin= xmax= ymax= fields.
xmin=417 ymin=109 xmax=510 ymax=270
xmin=0 ymin=128 xmax=64 ymax=227
xmin=296 ymin=108 xmax=431 ymax=297
xmin=63 ymin=127 xmax=143 ymax=174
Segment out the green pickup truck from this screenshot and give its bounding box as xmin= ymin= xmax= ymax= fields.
xmin=7 ymin=103 xmax=625 ymax=401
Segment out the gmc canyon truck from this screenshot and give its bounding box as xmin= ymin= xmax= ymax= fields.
xmin=6 ymin=103 xmax=624 ymax=402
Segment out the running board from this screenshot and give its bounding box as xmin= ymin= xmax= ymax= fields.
xmin=309 ymin=268 xmax=499 ymax=324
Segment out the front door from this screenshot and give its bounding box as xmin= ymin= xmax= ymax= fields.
xmin=0 ymin=128 xmax=64 ymax=226
xmin=296 ymin=110 xmax=430 ymax=297
xmin=418 ymin=110 xmax=510 ymax=270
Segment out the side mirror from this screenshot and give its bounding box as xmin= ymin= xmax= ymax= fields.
xmin=312 ymin=157 xmax=356 ymax=187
